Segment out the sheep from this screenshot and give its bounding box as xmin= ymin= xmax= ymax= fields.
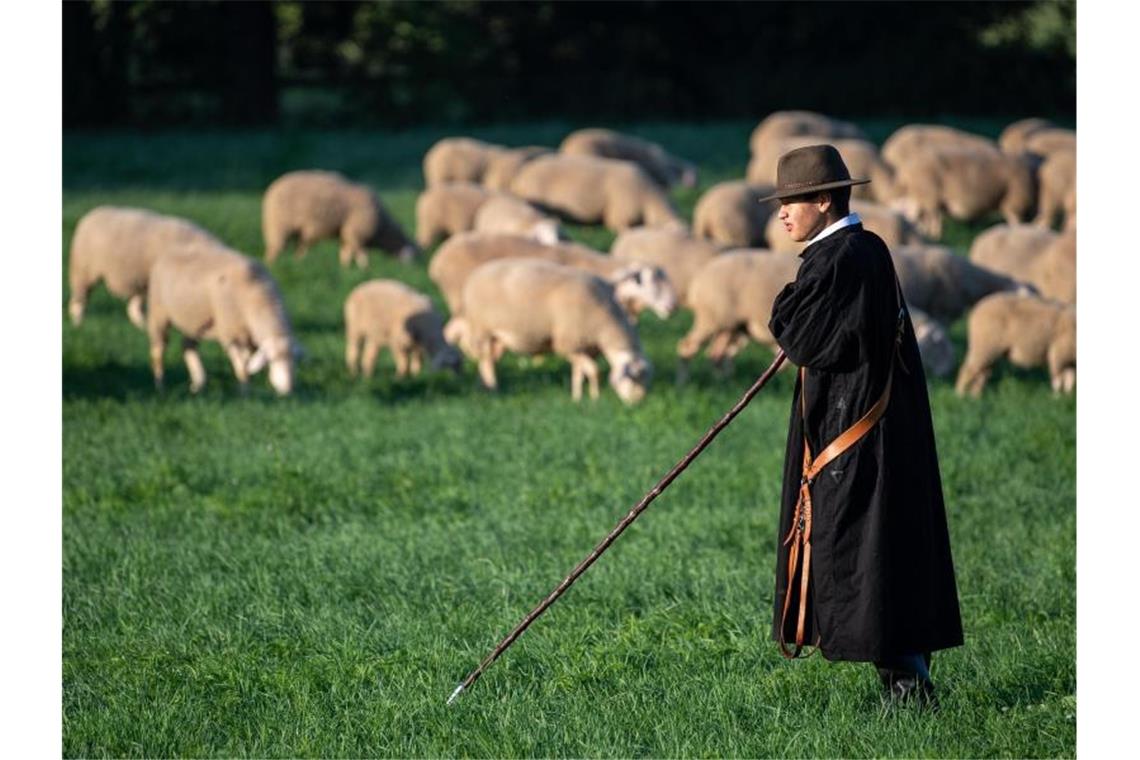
xmin=955 ymin=292 xmax=1075 ymax=397
xmin=692 ymin=181 xmax=777 ymax=248
xmin=749 ymin=110 xmax=867 ymax=159
xmin=676 ymin=249 xmax=802 ymax=381
xmin=970 ymin=227 xmax=1075 ymax=305
xmin=889 ymin=147 xmax=1037 ymax=239
xmin=481 ymin=146 xmax=553 ymax=191
xmin=447 ymin=258 xmax=653 ymax=404
xmin=559 ymin=128 xmax=698 ymax=189
xmin=1034 ymin=148 xmax=1076 ymax=231
xmin=508 ymin=153 xmax=683 ymax=232
xmin=998 ymin=118 xmax=1054 ymax=155
xmin=610 ymin=225 xmax=722 ymax=308
xmin=344 ymin=279 xmax=462 ymax=379
xmin=472 ymin=193 xmax=563 ymax=244
xmin=67 ymin=205 xmax=222 ymax=329
xmin=763 ymin=200 xmax=925 ymax=254
xmin=146 ymin=242 xmax=297 ymax=396
xmin=881 ymin=125 xmax=1000 ymax=170
xmin=747 ymin=136 xmax=889 ymax=202
xmin=414 ymin=182 xmax=493 ymax=248
xmin=262 ymin=170 xmax=417 ymax=267
xmin=891 ymin=243 xmax=1033 ymax=324
xmin=428 ymin=232 xmax=677 ymax=319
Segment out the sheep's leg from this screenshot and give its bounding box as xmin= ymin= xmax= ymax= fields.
xmin=225 ymin=344 xmax=251 ymax=395
xmin=393 ymin=344 xmax=410 ymax=378
xmin=295 ymin=241 xmax=312 ymax=260
xmin=67 ymin=280 xmax=90 ymax=327
xmin=338 ymin=242 xmax=354 ymax=268
xmin=1034 ymin=193 xmax=1059 ymax=229
xmin=1061 ymin=368 xmax=1076 ymax=394
xmin=345 ymin=329 xmax=361 ymax=377
xmin=178 ymin=338 xmax=205 ymax=394
xmin=571 ymin=359 xmax=584 ymax=401
xmin=353 ymin=248 xmax=370 ymax=269
xmin=580 ymin=355 xmax=600 ymax=400
xmin=148 ymin=323 xmax=169 ymax=391
xmin=409 ymin=349 xmax=423 ymax=376
xmin=676 ymin=317 xmax=719 ymax=385
xmin=126 ymin=294 xmax=146 ymax=330
xmin=477 ymin=355 xmax=498 ymax=390
xmin=264 ymin=228 xmax=287 ymax=263
xmin=955 ymin=356 xmax=992 ymax=398
xmin=361 ymin=339 xmax=382 ymax=379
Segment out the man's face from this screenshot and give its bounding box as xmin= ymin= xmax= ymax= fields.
xmin=777 ymin=193 xmax=831 ymax=243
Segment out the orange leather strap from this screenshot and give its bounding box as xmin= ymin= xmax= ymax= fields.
xmin=778 ymin=280 xmax=906 ymax=659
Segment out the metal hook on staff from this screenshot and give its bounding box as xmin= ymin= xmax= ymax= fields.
xmin=447 ymin=349 xmax=788 ymax=705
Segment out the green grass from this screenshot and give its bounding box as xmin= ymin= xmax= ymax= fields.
xmin=63 ymin=122 xmax=1074 ymax=757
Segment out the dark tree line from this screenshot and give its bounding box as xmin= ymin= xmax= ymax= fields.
xmin=63 ymin=0 xmax=1075 ymax=129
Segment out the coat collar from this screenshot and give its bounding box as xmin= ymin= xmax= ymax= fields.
xmin=799 ymin=221 xmax=863 ymax=259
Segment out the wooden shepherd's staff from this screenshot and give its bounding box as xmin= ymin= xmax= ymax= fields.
xmin=447 ymin=349 xmax=788 ymax=705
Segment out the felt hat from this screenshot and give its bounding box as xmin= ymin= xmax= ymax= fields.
xmin=756 ymin=144 xmax=870 ymax=202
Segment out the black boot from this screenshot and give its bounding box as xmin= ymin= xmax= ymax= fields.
xmin=875 ymin=654 xmax=939 ymax=711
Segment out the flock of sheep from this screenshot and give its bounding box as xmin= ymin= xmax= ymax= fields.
xmin=66 ymin=110 xmax=1077 ymax=402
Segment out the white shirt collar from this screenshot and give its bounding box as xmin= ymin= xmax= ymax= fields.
xmin=807 ymin=212 xmax=862 ymax=246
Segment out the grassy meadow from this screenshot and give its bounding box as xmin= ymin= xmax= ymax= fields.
xmin=63 ymin=121 xmax=1075 ymax=757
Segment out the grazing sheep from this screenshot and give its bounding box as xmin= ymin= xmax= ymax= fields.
xmin=955 ymin=292 xmax=1075 ymax=397
xmin=764 ymin=200 xmax=924 ymax=254
xmin=560 ymin=128 xmax=698 ymax=189
xmin=509 ymin=153 xmax=683 ymax=231
xmin=881 ymin=125 xmax=1001 ymax=170
xmin=891 ymin=243 xmax=1032 ymax=324
xmin=749 ymin=110 xmax=867 ymax=158
xmin=414 ymin=182 xmax=493 ymax=248
xmin=428 ymin=232 xmax=677 ymax=319
xmin=889 ymin=147 xmax=1037 ymax=239
xmin=481 ymin=146 xmax=553 ymax=191
xmin=146 ymin=242 xmax=297 ymax=395
xmin=472 ymin=193 xmax=563 ymax=244
xmin=67 ymin=206 xmax=222 ymax=328
xmin=747 ymin=136 xmax=888 ymax=202
xmin=1034 ymin=149 xmax=1076 ymax=231
xmin=344 ymin=279 xmax=462 ymax=379
xmin=999 ymin=118 xmax=1055 ymax=155
xmin=692 ymin=181 xmax=777 ymax=248
xmin=676 ymin=249 xmax=801 ymax=380
xmin=448 ymin=258 xmax=653 ymax=404
xmin=262 ymin=170 xmax=417 ymax=267
xmin=611 ymin=225 xmax=722 ymax=308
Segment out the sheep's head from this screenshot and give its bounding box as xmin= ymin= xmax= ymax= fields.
xmin=431 ymin=344 xmax=464 ymax=375
xmin=612 ymin=265 xmax=678 ymax=320
xmin=911 ymin=312 xmax=955 ymax=378
xmin=609 ymin=352 xmax=653 ymax=405
xmin=246 ymin=335 xmax=295 ymax=396
xmin=527 ymin=219 xmax=563 ymax=245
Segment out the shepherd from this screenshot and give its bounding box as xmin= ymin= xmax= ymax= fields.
xmin=762 ymin=144 xmax=964 ymax=706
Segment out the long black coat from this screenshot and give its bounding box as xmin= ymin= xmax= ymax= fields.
xmin=767 ymin=223 xmax=964 ymax=662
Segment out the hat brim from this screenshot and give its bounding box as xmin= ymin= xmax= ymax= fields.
xmin=756 ymin=177 xmax=871 ymax=204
